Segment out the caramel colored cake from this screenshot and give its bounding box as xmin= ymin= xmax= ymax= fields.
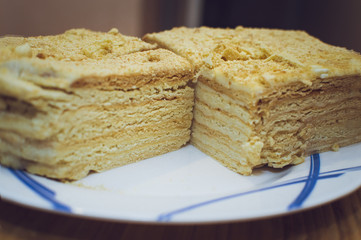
xmin=144 ymin=26 xmax=361 ymax=175
xmin=0 ymin=29 xmax=195 ymax=180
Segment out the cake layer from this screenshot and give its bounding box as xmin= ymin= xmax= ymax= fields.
xmin=2 ymin=130 xmax=190 ymax=180
xmin=257 ymin=75 xmax=361 ymax=167
xmin=195 ymin=74 xmax=361 ymax=172
xmin=145 ymin=26 xmax=361 ymax=175
xmin=0 ymin=79 xmax=193 ymax=141
xmin=0 ymin=29 xmax=195 ymax=180
xmin=191 ymin=121 xmax=263 ymax=175
xmin=0 ymin=107 xmax=192 ymax=164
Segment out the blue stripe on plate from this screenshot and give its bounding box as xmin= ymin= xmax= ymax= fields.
xmin=10 ymin=169 xmax=72 ymax=213
xmin=157 ymin=154 xmax=361 ymax=222
xmin=157 ymin=178 xmax=309 ymax=222
xmin=320 ymin=165 xmax=361 ymax=175
xmin=6 ymin=152 xmax=361 ymax=222
xmin=288 ymin=153 xmax=320 ymax=210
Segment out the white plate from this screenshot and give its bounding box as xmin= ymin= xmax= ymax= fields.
xmin=1 ymin=143 xmax=361 ymax=224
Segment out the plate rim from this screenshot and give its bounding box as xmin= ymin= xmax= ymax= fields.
xmin=1 ymin=144 xmax=361 ymax=224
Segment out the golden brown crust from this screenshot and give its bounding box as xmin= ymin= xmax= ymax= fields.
xmin=1 ymin=28 xmax=156 ymax=61
xmin=0 ymin=28 xmax=196 ymax=180
xmin=0 ymin=29 xmax=194 ymax=101
xmin=144 ymin=26 xmax=361 ymax=97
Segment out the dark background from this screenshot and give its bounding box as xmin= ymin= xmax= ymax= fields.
xmin=202 ymin=0 xmax=361 ymax=52
xmin=1 ymin=0 xmax=360 ymax=52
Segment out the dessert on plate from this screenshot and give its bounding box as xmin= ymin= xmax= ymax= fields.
xmin=144 ymin=26 xmax=361 ymax=175
xmin=1 ymin=26 xmax=360 ymax=180
xmin=0 ymin=28 xmax=195 ymax=180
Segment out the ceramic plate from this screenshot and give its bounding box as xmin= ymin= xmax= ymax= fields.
xmin=1 ymin=143 xmax=361 ymax=224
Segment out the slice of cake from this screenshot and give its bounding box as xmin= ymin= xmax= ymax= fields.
xmin=0 ymin=28 xmax=195 ymax=180
xmin=144 ymin=26 xmax=361 ymax=175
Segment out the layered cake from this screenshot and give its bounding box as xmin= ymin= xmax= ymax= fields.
xmin=144 ymin=26 xmax=361 ymax=175
xmin=0 ymin=29 xmax=195 ymax=180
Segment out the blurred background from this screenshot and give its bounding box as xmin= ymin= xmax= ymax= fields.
xmin=1 ymin=0 xmax=360 ymax=52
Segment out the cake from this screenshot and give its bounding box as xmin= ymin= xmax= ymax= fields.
xmin=2 ymin=26 xmax=360 ymax=180
xmin=0 ymin=28 xmax=195 ymax=180
xmin=144 ymin=26 xmax=361 ymax=175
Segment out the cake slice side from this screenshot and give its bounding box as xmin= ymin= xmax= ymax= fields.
xmin=0 ymin=29 xmax=195 ymax=180
xmin=144 ymin=26 xmax=361 ymax=175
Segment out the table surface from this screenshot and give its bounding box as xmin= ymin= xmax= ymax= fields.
xmin=1 ymin=187 xmax=361 ymax=240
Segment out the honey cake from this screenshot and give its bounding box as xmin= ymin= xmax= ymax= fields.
xmin=0 ymin=28 xmax=195 ymax=180
xmin=144 ymin=26 xmax=361 ymax=175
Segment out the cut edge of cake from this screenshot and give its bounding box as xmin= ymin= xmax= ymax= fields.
xmin=143 ymin=26 xmax=361 ymax=175
xmin=0 ymin=29 xmax=196 ymax=180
